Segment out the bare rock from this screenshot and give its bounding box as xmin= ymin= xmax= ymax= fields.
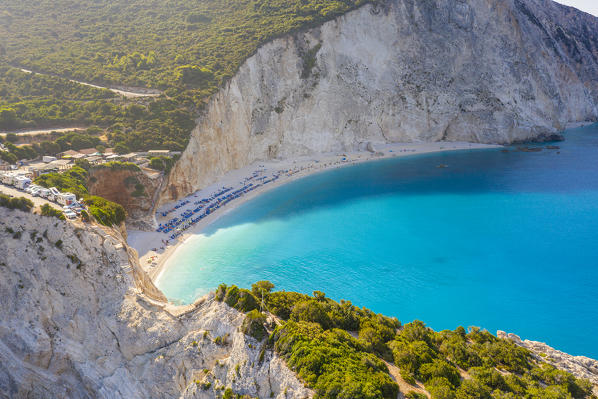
xmin=0 ymin=208 xmax=312 ymax=398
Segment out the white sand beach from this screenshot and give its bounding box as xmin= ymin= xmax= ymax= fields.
xmin=127 ymin=141 xmax=501 ymax=283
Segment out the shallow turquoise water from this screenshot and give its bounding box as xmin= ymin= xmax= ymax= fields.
xmin=158 ymin=124 xmax=598 ymax=358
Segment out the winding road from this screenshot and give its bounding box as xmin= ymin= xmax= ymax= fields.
xmin=19 ymin=68 xmax=162 ymax=98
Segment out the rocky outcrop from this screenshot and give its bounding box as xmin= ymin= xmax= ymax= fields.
xmin=88 ymin=167 xmax=165 ymax=229
xmin=163 ymin=0 xmax=598 ymax=202
xmin=0 ymin=208 xmax=312 ymax=398
xmin=498 ymin=331 xmax=598 ymax=395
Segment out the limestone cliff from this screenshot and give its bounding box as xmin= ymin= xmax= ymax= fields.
xmin=0 ymin=208 xmax=312 ymax=398
xmin=163 ymin=0 xmax=598 ymax=202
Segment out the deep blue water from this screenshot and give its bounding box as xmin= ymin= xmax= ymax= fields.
xmin=157 ymin=124 xmax=598 ymax=358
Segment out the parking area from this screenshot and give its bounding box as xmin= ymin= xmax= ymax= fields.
xmin=0 ymin=184 xmax=58 ymax=210
xmin=0 ymin=182 xmax=84 ymax=220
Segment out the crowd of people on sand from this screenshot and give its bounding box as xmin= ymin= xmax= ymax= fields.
xmin=154 ymin=155 xmax=366 ymax=242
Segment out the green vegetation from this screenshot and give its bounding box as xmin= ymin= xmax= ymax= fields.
xmin=0 ymin=65 xmax=114 ymax=131
xmin=40 ymin=204 xmax=65 ymax=220
xmin=216 ymin=284 xmax=260 ymax=313
xmin=0 ymin=194 xmax=34 ymax=212
xmin=0 ymin=0 xmax=372 ymax=93
xmin=0 ymin=67 xmax=195 ymax=152
xmin=93 ymin=161 xmax=140 ymax=172
xmin=35 ymin=166 xmax=89 ymax=197
xmin=84 ymin=195 xmax=126 ymax=227
xmin=301 ymin=43 xmax=322 ymax=79
xmin=0 ymin=0 xmax=373 ymax=153
xmin=0 ymin=128 xmax=104 ymax=164
xmin=215 ymin=282 xmax=596 ymax=399
xmin=241 ymin=310 xmax=268 ymax=341
xmin=34 ymin=166 xmax=126 ymax=226
xmin=148 ymin=155 xmax=178 ymax=172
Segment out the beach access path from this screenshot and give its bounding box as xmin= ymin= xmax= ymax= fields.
xmin=127 ymin=141 xmax=502 ymax=284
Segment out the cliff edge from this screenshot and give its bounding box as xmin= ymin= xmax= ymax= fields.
xmin=0 ymin=208 xmax=311 ymax=398
xmin=163 ymin=0 xmax=598 ymax=202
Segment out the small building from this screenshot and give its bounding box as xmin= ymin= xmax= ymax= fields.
xmin=122 ymin=152 xmax=140 ymax=161
xmin=103 ymin=148 xmax=115 ymax=155
xmin=37 ymin=188 xmax=51 ymax=199
xmin=79 ymin=148 xmax=99 ymax=156
xmin=86 ymin=155 xmax=102 ymax=165
xmin=28 ymin=162 xmax=58 ymax=178
xmin=59 ymin=149 xmax=82 ymax=159
xmin=48 ymin=159 xmax=72 ymax=171
xmin=42 ymin=155 xmax=57 ymax=163
xmin=148 ymin=150 xmax=170 ymax=156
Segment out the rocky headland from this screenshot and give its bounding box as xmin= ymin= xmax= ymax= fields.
xmin=0 ymin=208 xmax=311 ymax=398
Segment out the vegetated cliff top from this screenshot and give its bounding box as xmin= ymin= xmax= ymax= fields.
xmin=0 ymin=0 xmax=374 ymax=149
xmin=0 ymin=0 xmax=373 ymax=94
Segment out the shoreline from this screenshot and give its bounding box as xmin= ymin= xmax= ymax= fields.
xmin=127 ymin=141 xmax=501 ymax=285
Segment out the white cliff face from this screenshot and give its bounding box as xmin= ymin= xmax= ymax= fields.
xmin=0 ymin=209 xmax=312 ymax=399
xmin=164 ymin=0 xmax=598 ymax=201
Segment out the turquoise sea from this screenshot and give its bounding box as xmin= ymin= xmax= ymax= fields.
xmin=157 ymin=124 xmax=598 ymax=358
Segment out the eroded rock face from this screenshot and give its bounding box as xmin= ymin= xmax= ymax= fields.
xmin=0 ymin=209 xmax=312 ymax=399
xmin=163 ymin=0 xmax=598 ymax=202
xmin=88 ymin=167 xmax=165 ymax=230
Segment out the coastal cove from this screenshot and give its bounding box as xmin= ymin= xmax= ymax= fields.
xmin=148 ymin=124 xmax=597 ymax=359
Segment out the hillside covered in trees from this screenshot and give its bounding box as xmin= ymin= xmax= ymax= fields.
xmin=217 ymin=282 xmax=596 ymax=399
xmin=0 ymin=0 xmax=374 ymax=152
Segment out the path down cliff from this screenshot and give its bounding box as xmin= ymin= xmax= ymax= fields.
xmin=163 ymin=0 xmax=598 ymax=202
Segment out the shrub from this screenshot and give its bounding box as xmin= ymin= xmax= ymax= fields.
xmin=215 ymin=284 xmax=259 ymax=313
xmin=241 ymin=310 xmax=268 ymax=341
xmin=419 ymin=360 xmax=461 ymax=387
xmin=390 ymin=339 xmax=435 ymax=377
xmin=454 ymin=379 xmax=491 ymax=399
xmin=273 ymin=321 xmax=398 ymax=399
xmin=290 ymin=300 xmax=332 ymax=329
xmin=425 ymin=377 xmax=456 ymax=399
xmin=149 ymin=157 xmax=165 ymax=171
xmin=40 ymin=204 xmax=65 ymax=220
xmin=94 ymin=161 xmax=140 ymax=171
xmin=0 ymin=194 xmax=34 ymax=212
xmin=251 ymin=280 xmax=275 ymax=298
xmin=132 ymin=183 xmax=146 ymax=197
xmin=265 ymin=291 xmax=310 ymax=320
xmin=84 ymin=195 xmax=126 ymax=226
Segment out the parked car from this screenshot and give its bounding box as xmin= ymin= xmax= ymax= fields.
xmin=64 ymin=211 xmax=77 ymax=219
